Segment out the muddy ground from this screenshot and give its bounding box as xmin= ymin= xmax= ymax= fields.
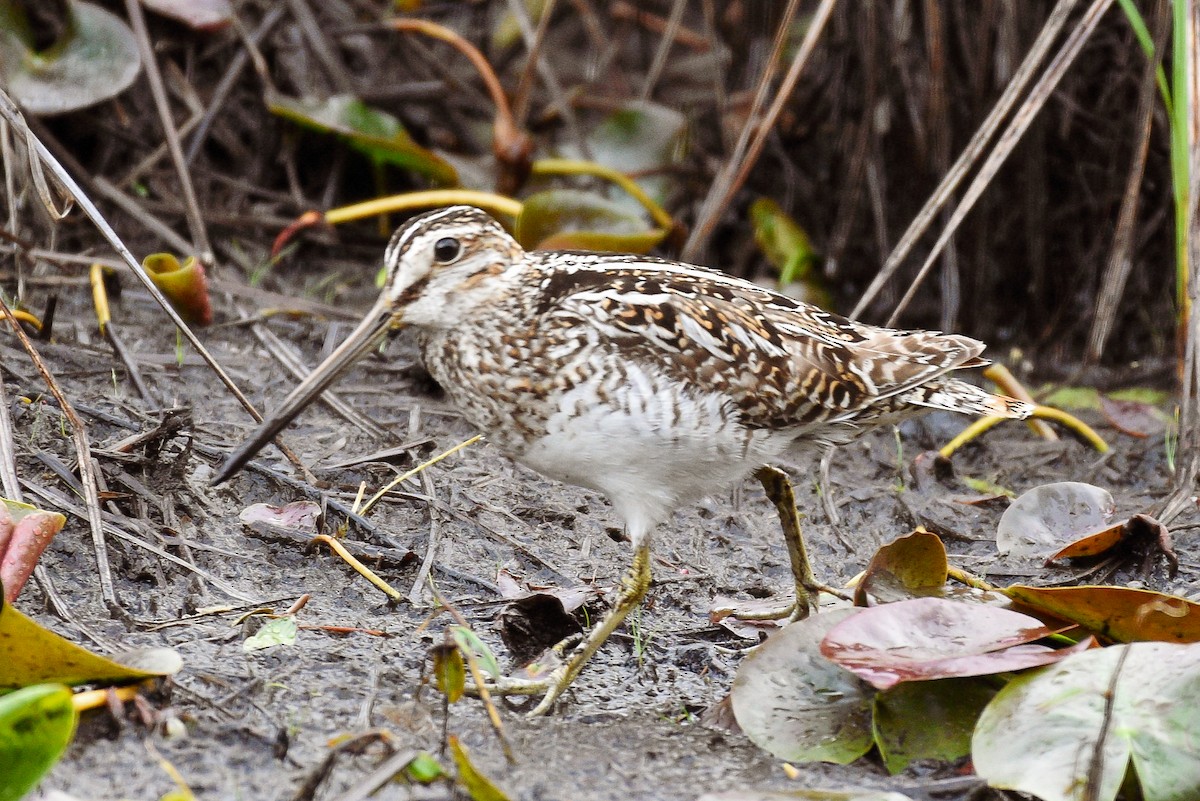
xmin=9 ymin=279 xmax=1194 ymax=801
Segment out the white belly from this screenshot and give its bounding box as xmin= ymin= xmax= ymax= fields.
xmin=515 ymin=363 xmax=784 ymax=540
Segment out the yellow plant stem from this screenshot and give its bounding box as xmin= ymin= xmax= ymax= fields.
xmin=940 ymin=405 xmax=1109 ymax=459
xmin=357 ymin=434 xmax=482 ymax=517
xmin=89 ymin=263 xmax=111 ymax=335
xmin=982 ymin=363 xmax=1057 ymax=441
xmin=312 ymin=534 xmax=403 ymax=602
xmin=532 ymin=158 xmax=675 ymax=231
xmin=324 ymin=192 xmax=522 ymax=226
xmin=73 ymin=684 xmax=142 ymax=712
xmin=946 ymin=566 xmax=997 ymax=593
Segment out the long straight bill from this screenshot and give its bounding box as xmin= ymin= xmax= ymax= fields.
xmin=211 ymin=298 xmax=398 ymax=484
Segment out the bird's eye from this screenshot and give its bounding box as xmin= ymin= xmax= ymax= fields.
xmin=433 ymin=237 xmax=461 ymax=263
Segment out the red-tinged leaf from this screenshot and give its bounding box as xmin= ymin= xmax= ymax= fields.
xmin=1046 ymin=521 xmax=1128 ymax=562
xmin=238 ymin=501 xmax=322 ymax=534
xmin=1003 ymin=585 xmax=1200 ymax=643
xmin=1099 ymin=395 xmax=1168 ymax=438
xmin=996 ymin=481 xmax=1117 ymax=558
xmin=854 ymin=529 xmax=948 ymax=606
xmin=821 ymin=597 xmax=1088 ymax=690
xmin=1 ymin=509 xmax=66 ymax=602
xmin=143 ymin=253 xmax=213 ymax=326
xmin=141 ymin=0 xmax=233 ymax=31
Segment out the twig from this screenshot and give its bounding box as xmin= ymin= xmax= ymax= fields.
xmin=123 ymin=0 xmax=213 ymax=265
xmin=186 ymin=5 xmax=289 ymax=164
xmin=639 ymin=0 xmax=687 ymax=101
xmin=882 ymin=0 xmax=1117 ymax=326
xmin=850 ymin=0 xmax=1079 ymax=319
xmin=684 ymin=0 xmax=832 ymax=260
xmin=1088 ymin=0 xmax=1169 ymax=359
xmin=0 ymin=294 xmax=118 ymax=610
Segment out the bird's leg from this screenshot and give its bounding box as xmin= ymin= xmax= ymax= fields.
xmin=525 ymin=541 xmax=652 ymax=717
xmin=754 ymin=465 xmax=849 ymax=621
xmin=469 ymin=543 xmax=653 ymax=717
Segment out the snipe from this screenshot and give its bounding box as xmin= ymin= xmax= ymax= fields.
xmin=214 ymin=206 xmax=1031 ymax=716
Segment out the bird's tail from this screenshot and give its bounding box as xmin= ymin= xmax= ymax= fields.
xmin=901 ymin=377 xmax=1034 ymax=419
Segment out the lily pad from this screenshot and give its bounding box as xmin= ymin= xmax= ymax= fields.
xmin=268 ymin=92 xmax=458 ymax=185
xmin=515 ymin=189 xmax=666 ymax=252
xmin=141 ymin=0 xmax=233 ymax=32
xmin=560 ymin=101 xmax=687 ymax=209
xmin=995 ymin=481 xmax=1117 ymax=558
xmin=872 ymin=677 xmax=995 ymax=774
xmin=730 ymin=608 xmax=875 ymax=764
xmin=973 ymin=641 xmax=1200 ymax=801
xmin=0 ymin=0 xmax=140 ymax=116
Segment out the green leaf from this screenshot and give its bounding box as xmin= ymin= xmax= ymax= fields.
xmin=0 ymin=581 xmax=181 ymax=689
xmin=406 ymin=751 xmax=445 ymax=784
xmin=1040 ymin=386 xmax=1101 ymax=410
xmin=872 ymin=678 xmax=995 ymax=773
xmin=0 ymin=0 xmax=140 ymax=115
xmin=449 ymin=625 xmax=502 ymax=680
xmin=974 ymin=642 xmax=1200 ymax=801
xmin=749 ymin=198 xmax=827 ymax=304
xmin=243 ymin=617 xmax=298 ymax=652
xmin=515 ymin=189 xmax=666 ymax=253
xmin=0 ymin=684 xmax=76 ymax=801
xmin=268 ymin=92 xmax=458 ymax=185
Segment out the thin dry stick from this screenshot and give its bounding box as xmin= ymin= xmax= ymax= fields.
xmin=639 ymin=0 xmax=687 ymax=101
xmin=503 ymin=0 xmax=592 ymax=161
xmin=1087 ymin=0 xmax=1170 ymax=361
xmin=284 ymin=0 xmax=354 ymax=93
xmin=511 ymin=0 xmax=558 ymax=127
xmin=0 ymin=89 xmax=302 ymax=462
xmin=0 ymin=294 xmax=118 ymax=609
xmin=0 ymin=371 xmax=19 ymax=499
xmin=683 ymin=0 xmax=826 ymax=261
xmin=884 ymin=0 xmax=1116 ymax=326
xmin=851 ymin=0 xmax=1080 ymax=318
xmin=123 ymin=0 xmax=213 ymax=264
xmin=185 ymin=5 xmax=288 ymax=164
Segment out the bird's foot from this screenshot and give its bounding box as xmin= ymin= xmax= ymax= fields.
xmin=465 ymin=633 xmax=583 ymax=718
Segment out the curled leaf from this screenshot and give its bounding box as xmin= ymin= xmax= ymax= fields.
xmin=143 ymin=253 xmax=213 ymax=326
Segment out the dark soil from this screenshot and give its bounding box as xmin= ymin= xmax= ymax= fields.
xmin=9 ymin=280 xmax=1191 ymax=801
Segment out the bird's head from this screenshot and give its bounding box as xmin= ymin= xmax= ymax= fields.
xmin=211 ymin=205 xmax=518 ymax=484
xmin=378 ymin=205 xmax=524 ymax=327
